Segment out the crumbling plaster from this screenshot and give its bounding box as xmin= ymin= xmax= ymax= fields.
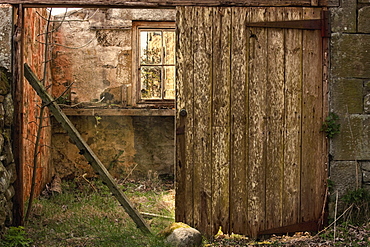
xmin=51 ymin=8 xmax=176 ymax=181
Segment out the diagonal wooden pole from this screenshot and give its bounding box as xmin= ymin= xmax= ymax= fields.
xmin=23 ymin=63 xmax=152 ymax=234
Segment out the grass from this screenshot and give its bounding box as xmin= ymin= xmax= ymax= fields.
xmin=24 ymin=177 xmax=175 ymax=247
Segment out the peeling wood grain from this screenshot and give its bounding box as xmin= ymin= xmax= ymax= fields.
xmin=283 ymin=7 xmax=303 ymax=227
xmin=265 ymin=6 xmax=285 ymax=232
xmin=211 ymin=7 xmax=231 ymax=235
xmin=175 ymin=6 xmax=186 ymax=224
xmin=175 ymin=6 xmax=195 ymax=226
xmin=300 ymin=7 xmax=323 ymax=224
xmin=230 ymin=7 xmax=248 ymax=235
xmin=247 ymin=7 xmax=267 ymax=238
xmin=176 ymin=6 xmax=327 ymax=237
xmin=192 ymin=6 xmax=213 ymax=236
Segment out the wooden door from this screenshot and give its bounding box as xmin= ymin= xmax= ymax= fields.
xmin=175 ymin=6 xmax=328 ymax=238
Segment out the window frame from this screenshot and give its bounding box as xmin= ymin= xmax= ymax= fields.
xmin=132 ymin=21 xmax=176 ymax=107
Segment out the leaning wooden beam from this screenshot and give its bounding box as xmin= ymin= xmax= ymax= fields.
xmin=23 ymin=63 xmax=152 ymax=235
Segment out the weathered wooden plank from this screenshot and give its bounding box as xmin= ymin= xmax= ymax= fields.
xmin=230 ymin=7 xmax=248 ymax=235
xmin=265 ymin=6 xmax=285 ymax=231
xmin=0 ymin=0 xmax=335 ymax=7
xmin=282 ymin=7 xmax=303 ymax=227
xmin=175 ymin=6 xmax=186 ymax=224
xmin=192 ymin=6 xmax=213 ymax=236
xmin=211 ymin=7 xmax=231 ymax=235
xmin=24 ymin=63 xmax=152 ymax=234
xmin=175 ymin=6 xmax=195 ymax=226
xmin=247 ymin=7 xmax=267 ymax=238
xmin=300 ymin=7 xmax=323 ymax=224
xmin=320 ymin=9 xmax=330 ymax=227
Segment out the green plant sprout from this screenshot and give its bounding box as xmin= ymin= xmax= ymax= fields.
xmin=0 ymin=226 xmax=32 ymax=247
xmin=321 ymin=112 xmax=340 ymax=138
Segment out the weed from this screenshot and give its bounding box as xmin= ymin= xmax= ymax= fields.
xmin=0 ymin=226 xmax=32 ymax=247
xmin=321 ymin=112 xmax=340 ymax=138
xmin=342 ymin=188 xmax=370 ymax=225
xmin=25 ymin=178 xmax=174 ymax=246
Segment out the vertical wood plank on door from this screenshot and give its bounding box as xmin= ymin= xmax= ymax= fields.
xmin=193 ymin=6 xmax=213 ymax=236
xmin=175 ymin=6 xmax=185 ymax=223
xmin=247 ymin=7 xmax=268 ymax=237
xmin=265 ymin=6 xmax=285 ymax=231
xmin=283 ymin=7 xmax=303 ymax=227
xmin=230 ymin=7 xmax=248 ymax=235
xmin=301 ymin=7 xmax=324 ymax=223
xmin=211 ymin=7 xmax=231 ymax=235
xmin=175 ymin=6 xmax=195 ymax=226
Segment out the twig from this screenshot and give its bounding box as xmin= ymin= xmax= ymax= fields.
xmin=315 ymin=203 xmax=354 ymax=237
xmin=25 ymin=8 xmax=53 ymax=223
xmin=334 ymin=191 xmax=338 ymax=242
xmin=82 ymin=173 xmax=97 ymax=192
xmin=140 ymin=212 xmax=174 ymax=220
xmin=122 ymin=164 xmax=139 ymax=184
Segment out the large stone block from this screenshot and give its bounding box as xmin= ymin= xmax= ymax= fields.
xmin=330 ymin=161 xmax=361 ymax=196
xmin=358 ymin=6 xmax=370 ymax=33
xmin=329 ymin=161 xmax=362 ymax=218
xmin=330 ymin=115 xmax=370 ymax=160
xmin=330 ymin=78 xmax=363 ymax=115
xmin=3 ymin=94 xmax=13 ymax=127
xmin=331 ymin=34 xmax=370 ymax=78
xmin=0 ymin=5 xmax=12 ymax=69
xmin=330 ymin=0 xmax=357 ymax=33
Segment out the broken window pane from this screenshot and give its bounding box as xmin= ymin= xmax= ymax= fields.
xmin=137 ymin=24 xmax=175 ymax=102
xmin=140 ymin=66 xmax=162 ymax=99
xmin=164 ymin=66 xmax=175 ymax=99
xmin=140 ymin=31 xmax=162 ymax=65
xmin=164 ymin=31 xmax=175 ymax=65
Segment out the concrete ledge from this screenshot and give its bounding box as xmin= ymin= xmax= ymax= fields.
xmin=62 ymin=108 xmax=175 ymax=116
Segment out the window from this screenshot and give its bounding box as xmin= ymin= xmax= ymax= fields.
xmin=134 ymin=22 xmax=176 ymax=103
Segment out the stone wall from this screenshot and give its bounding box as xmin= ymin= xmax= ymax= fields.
xmin=51 ymin=8 xmax=176 ymax=181
xmin=0 ymin=5 xmax=15 ymax=231
xmin=329 ymin=0 xmax=370 ymax=214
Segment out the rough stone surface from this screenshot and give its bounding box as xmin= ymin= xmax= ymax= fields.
xmin=329 ymin=161 xmax=362 ymax=218
xmin=358 ymin=6 xmax=370 ymax=33
xmin=330 ymin=115 xmax=370 ymax=160
xmin=0 ymin=5 xmax=11 ymax=68
xmin=52 ymin=8 xmax=175 ymax=104
xmin=330 ymin=78 xmax=363 ymax=115
xmin=52 ymin=116 xmax=174 ymax=179
xmin=3 ymin=94 xmax=13 ymax=127
xmin=330 ymin=0 xmax=357 ymax=33
xmin=331 ymin=34 xmax=370 ymax=78
xmin=51 ymin=8 xmax=176 ymax=181
xmin=166 ymin=227 xmax=202 ymax=247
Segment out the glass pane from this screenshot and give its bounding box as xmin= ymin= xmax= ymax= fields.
xmin=164 ymin=66 xmax=175 ymax=100
xmin=140 ymin=31 xmax=162 ymax=65
xmin=164 ymin=31 xmax=175 ymax=65
xmin=141 ymin=66 xmax=162 ymax=99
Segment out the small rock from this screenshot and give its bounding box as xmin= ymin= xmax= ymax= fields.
xmin=166 ymin=227 xmax=202 ymax=247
